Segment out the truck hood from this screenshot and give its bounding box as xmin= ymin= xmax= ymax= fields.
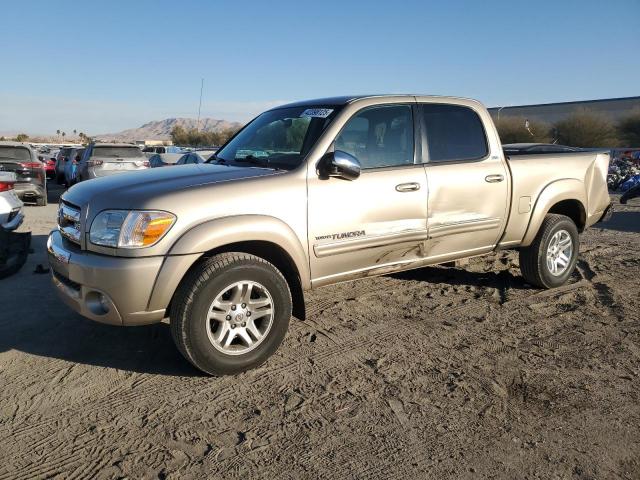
xmin=63 ymin=163 xmax=280 ymax=208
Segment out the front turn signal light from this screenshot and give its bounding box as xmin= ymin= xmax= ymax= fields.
xmin=119 ymin=211 xmax=176 ymax=248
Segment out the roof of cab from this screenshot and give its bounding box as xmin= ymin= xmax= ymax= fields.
xmin=270 ymin=94 xmax=482 ymax=110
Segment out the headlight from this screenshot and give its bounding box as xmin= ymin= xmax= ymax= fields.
xmin=90 ymin=210 xmax=176 ymax=248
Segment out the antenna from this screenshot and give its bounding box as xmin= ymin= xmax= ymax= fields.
xmin=197 ymin=78 xmax=204 ymax=131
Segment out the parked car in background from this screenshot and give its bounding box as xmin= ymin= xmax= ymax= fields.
xmin=55 ymin=147 xmax=76 ymax=184
xmin=148 ymin=153 xmax=183 ymax=168
xmin=37 ymin=152 xmax=57 ymax=179
xmin=175 ymin=152 xmax=206 ymax=165
xmin=0 ymin=142 xmax=47 ymax=206
xmin=76 ymin=143 xmax=150 ymax=182
xmin=0 ymin=172 xmax=24 ymax=231
xmin=63 ymin=147 xmax=86 ymax=187
xmin=142 ymin=146 xmax=183 ymax=158
xmin=503 ymin=143 xmax=582 ymax=155
xmin=193 ymin=148 xmax=219 ymax=161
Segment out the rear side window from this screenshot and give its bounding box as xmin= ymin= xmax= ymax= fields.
xmin=421 ymin=104 xmax=488 ymax=163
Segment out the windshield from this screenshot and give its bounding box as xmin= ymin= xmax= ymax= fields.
xmin=93 ymin=146 xmax=143 ymax=158
xmin=214 ymin=106 xmax=340 ymax=170
xmin=0 ymin=147 xmax=31 ymax=161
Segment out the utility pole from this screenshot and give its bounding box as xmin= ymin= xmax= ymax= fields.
xmin=197 ymin=78 xmax=204 ymax=132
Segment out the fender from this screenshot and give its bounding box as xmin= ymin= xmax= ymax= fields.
xmin=146 ymin=215 xmax=310 ymax=312
xmin=521 ymin=179 xmax=587 ymax=247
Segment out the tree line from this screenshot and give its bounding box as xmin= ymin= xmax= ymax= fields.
xmin=494 ymin=109 xmax=640 ymax=147
xmin=170 ymin=125 xmax=240 ymax=147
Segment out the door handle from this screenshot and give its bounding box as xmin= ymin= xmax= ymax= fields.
xmin=485 ymin=174 xmax=504 ymax=183
xmin=395 ymin=182 xmax=421 ymax=192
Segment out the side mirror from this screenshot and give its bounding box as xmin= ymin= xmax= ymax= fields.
xmin=318 ymin=150 xmax=361 ymax=181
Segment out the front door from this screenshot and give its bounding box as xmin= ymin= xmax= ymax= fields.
xmin=307 ymin=103 xmax=429 ymax=286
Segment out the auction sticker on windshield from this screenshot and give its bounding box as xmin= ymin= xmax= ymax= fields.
xmin=300 ymin=108 xmax=333 ymax=118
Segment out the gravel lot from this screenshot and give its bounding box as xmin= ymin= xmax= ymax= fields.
xmin=0 ymin=185 xmax=639 ymax=479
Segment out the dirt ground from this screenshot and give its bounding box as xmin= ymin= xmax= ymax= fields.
xmin=0 ymin=186 xmax=638 ymax=479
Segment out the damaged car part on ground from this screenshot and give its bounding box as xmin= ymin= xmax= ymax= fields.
xmin=47 ymin=95 xmax=612 ymax=376
xmin=0 ymin=230 xmax=31 ymax=279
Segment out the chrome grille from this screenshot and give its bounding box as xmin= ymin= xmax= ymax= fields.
xmin=57 ymin=202 xmax=81 ymax=244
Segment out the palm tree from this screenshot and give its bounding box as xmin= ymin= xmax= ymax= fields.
xmin=56 ymin=129 xmax=61 ymax=141
xmin=73 ymin=129 xmax=77 ymax=138
xmin=62 ymin=132 xmax=66 ymax=141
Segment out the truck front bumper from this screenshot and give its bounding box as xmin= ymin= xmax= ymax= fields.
xmin=46 ymin=230 xmax=167 ymax=326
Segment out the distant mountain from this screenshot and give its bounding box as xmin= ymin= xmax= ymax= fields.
xmin=96 ymin=117 xmax=243 ymax=142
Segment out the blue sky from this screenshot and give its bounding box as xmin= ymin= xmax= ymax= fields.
xmin=1 ymin=0 xmax=638 ymax=135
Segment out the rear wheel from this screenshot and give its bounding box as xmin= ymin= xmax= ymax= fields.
xmin=519 ymin=214 xmax=579 ymax=288
xmin=170 ymin=253 xmax=292 ymax=376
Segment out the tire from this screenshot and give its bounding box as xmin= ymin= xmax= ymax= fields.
xmin=170 ymin=252 xmax=292 ymax=376
xmin=36 ymin=193 xmax=47 ymax=206
xmin=519 ymin=214 xmax=579 ymax=289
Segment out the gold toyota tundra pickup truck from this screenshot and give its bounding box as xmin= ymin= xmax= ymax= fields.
xmin=47 ymin=95 xmax=612 ymax=375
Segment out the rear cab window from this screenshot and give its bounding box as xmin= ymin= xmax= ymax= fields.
xmin=419 ymin=104 xmax=488 ymax=163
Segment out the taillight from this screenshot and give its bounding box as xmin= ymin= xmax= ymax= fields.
xmin=143 ymin=161 xmax=150 ymax=167
xmin=87 ymin=160 xmax=103 ymax=167
xmin=0 ymin=181 xmax=14 ymax=192
xmin=20 ymin=162 xmax=43 ymax=169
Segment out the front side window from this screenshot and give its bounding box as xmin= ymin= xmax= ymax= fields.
xmin=215 ymin=106 xmax=340 ymax=170
xmin=334 ymin=105 xmax=414 ymax=169
xmin=421 ymin=104 xmax=488 ymax=163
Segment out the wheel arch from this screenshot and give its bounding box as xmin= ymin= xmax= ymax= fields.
xmin=148 ymin=215 xmax=309 ymax=320
xmin=521 ymin=179 xmax=587 ymax=247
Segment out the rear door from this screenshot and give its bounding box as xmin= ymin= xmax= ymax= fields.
xmin=419 ymin=103 xmax=509 ymax=260
xmin=307 ymin=103 xmax=429 ymax=286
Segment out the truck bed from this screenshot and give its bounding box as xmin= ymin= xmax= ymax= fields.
xmin=499 ymin=150 xmax=611 ymax=247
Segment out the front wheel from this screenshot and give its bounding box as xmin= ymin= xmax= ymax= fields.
xmin=170 ymin=252 xmax=292 ymax=376
xmin=519 ymin=214 xmax=579 ymax=289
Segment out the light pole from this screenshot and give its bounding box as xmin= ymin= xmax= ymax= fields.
xmin=197 ymin=78 xmax=204 ymax=132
